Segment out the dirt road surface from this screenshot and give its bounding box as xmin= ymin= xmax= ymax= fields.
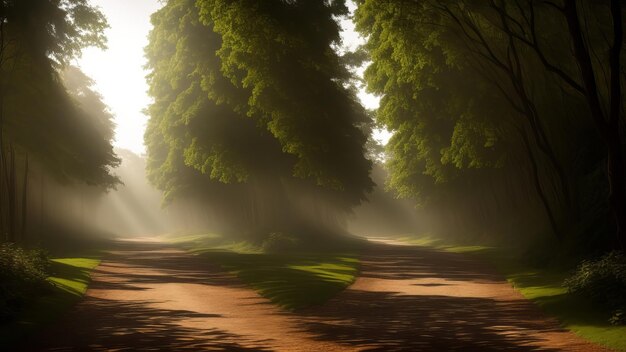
xmin=24 ymin=238 xmax=609 ymax=351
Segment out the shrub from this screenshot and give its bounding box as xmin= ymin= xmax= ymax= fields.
xmin=0 ymin=244 xmax=52 ymax=322
xmin=564 ymin=251 xmax=626 ymax=325
xmin=262 ymin=232 xmax=300 ymax=253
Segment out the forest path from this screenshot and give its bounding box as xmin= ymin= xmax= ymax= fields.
xmin=25 ymin=238 xmax=608 ymax=351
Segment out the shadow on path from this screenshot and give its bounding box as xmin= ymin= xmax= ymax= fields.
xmin=23 ymin=239 xmax=609 ymax=351
xmin=23 ymin=240 xmax=272 ymax=351
xmin=294 ymin=242 xmax=608 ymax=351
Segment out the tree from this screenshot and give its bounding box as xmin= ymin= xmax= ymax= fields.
xmin=354 ymin=0 xmax=624 ymax=249
xmin=435 ymin=0 xmax=626 ymax=248
xmin=0 ymin=0 xmax=118 ymax=242
xmin=145 ymin=0 xmax=373 ymax=240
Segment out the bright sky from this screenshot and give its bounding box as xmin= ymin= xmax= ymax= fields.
xmin=76 ymin=0 xmax=389 ymax=155
xmin=76 ymin=0 xmax=162 ymax=155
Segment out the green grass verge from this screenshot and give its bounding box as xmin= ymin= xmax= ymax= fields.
xmin=164 ymin=233 xmax=360 ymax=310
xmin=0 ymin=257 xmax=100 ymax=347
xmin=394 ymin=234 xmax=626 ymax=351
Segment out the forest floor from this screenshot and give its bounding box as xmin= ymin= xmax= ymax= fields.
xmin=21 ymin=237 xmax=610 ymax=351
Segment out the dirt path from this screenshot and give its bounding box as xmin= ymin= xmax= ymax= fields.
xmin=25 ymin=239 xmax=609 ymax=351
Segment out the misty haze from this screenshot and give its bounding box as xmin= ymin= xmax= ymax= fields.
xmin=1 ymin=0 xmax=625 ymax=351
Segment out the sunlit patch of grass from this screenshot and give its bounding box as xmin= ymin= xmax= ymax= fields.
xmin=395 ymin=234 xmax=626 ymax=351
xmin=0 ymin=257 xmax=100 ymax=347
xmin=159 ymin=233 xmax=223 ymax=247
xmin=163 ymin=233 xmax=264 ymax=254
xmin=395 ymin=234 xmax=493 ymax=254
xmin=48 ymin=258 xmax=100 ymax=295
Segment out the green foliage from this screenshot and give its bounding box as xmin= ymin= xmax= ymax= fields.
xmin=145 ymin=0 xmax=373 ymax=237
xmin=0 ymin=244 xmax=51 ymax=321
xmin=565 ymin=252 xmax=626 ymax=324
xmin=0 ymin=256 xmax=100 ymax=347
xmin=354 ymin=0 xmax=510 ymax=204
xmin=354 ymin=0 xmax=624 ymax=249
xmin=197 ymin=0 xmax=371 ymax=193
xmin=1 ymin=0 xmax=108 ymax=67
xmin=61 ymin=66 xmax=116 ymax=142
xmin=261 ymin=232 xmax=299 ymax=253
xmin=0 ymin=0 xmax=118 ymax=187
xmin=610 ymin=310 xmax=625 ymax=326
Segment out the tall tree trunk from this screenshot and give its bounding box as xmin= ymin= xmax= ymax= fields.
xmin=40 ymin=170 xmax=45 ymax=239
xmin=607 ymin=133 xmax=626 ymax=250
xmin=0 ymin=14 xmax=7 ymax=243
xmin=80 ymin=189 xmax=85 ymax=234
xmin=8 ymin=144 xmax=15 ymax=242
xmin=520 ymin=128 xmax=562 ymax=241
xmin=563 ymin=0 xmax=625 ymax=250
xmin=501 ymin=11 xmax=573 ymax=221
xmin=0 ymin=149 xmax=4 ymax=242
xmin=445 ymin=3 xmax=573 ymax=235
xmin=20 ymin=155 xmax=28 ymax=242
xmin=606 ymin=0 xmax=624 ymax=250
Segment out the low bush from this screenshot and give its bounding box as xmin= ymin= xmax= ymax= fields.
xmin=0 ymin=243 xmax=52 ymax=322
xmin=564 ymin=251 xmax=626 ymax=325
xmin=262 ymin=232 xmax=300 ymax=253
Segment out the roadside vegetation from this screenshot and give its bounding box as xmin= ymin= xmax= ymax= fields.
xmin=0 ymin=1 xmax=115 ymax=347
xmin=0 ymin=244 xmax=51 ymax=322
xmin=0 ymin=251 xmax=100 ymax=347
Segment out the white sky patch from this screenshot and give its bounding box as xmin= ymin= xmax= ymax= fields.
xmin=76 ymin=0 xmax=162 ymax=155
xmin=338 ymin=2 xmax=390 ymax=145
xmin=76 ymin=0 xmax=390 ymax=155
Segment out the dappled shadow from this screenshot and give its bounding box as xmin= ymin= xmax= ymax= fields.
xmin=292 ymin=242 xmax=606 ymax=351
xmin=22 ymin=240 xmax=271 ymax=351
xmin=352 ymin=243 xmax=499 ymax=282
xmin=90 ymin=240 xmax=246 ymax=289
xmin=22 ymin=296 xmax=268 ymax=351
xmin=23 ymin=239 xmax=607 ymax=351
xmin=297 ymin=293 xmax=561 ymax=351
xmin=199 ymin=250 xmax=358 ymax=309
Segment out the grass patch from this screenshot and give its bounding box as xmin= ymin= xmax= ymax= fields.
xmin=203 ymin=250 xmax=359 ymax=310
xmin=0 ymin=256 xmax=100 ymax=347
xmin=392 ymin=234 xmax=626 ymax=351
xmin=165 ymin=233 xmax=360 ymax=310
xmin=48 ymin=258 xmax=101 ymax=295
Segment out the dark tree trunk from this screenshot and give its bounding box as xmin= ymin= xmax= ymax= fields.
xmin=0 ymin=150 xmax=4 ymax=241
xmin=563 ymin=0 xmax=625 ymax=250
xmin=444 ymin=2 xmax=573 ymax=238
xmin=20 ymin=155 xmax=28 ymax=242
xmin=40 ymin=170 xmax=45 ymax=239
xmin=520 ymin=128 xmax=562 ymax=241
xmin=607 ymin=134 xmax=626 ymax=250
xmin=8 ymin=144 xmax=15 ymax=242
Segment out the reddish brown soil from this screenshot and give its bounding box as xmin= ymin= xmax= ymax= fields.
xmin=23 ymin=238 xmax=610 ymax=351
